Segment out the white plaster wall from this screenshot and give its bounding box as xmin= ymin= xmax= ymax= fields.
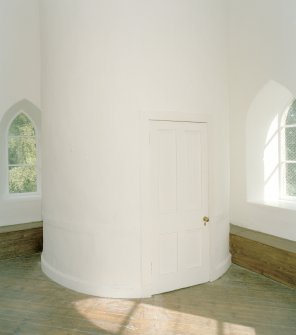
xmin=0 ymin=0 xmax=41 ymax=226
xmin=41 ymin=0 xmax=230 ymax=297
xmin=229 ymin=0 xmax=296 ymax=241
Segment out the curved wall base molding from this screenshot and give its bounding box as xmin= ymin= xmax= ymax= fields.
xmin=41 ymin=253 xmax=144 ymax=299
xmin=210 ymin=253 xmax=232 ymax=282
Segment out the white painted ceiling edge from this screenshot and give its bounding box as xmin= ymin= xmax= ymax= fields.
xmin=40 ymin=0 xmax=230 ymax=298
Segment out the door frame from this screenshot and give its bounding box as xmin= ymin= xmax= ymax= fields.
xmin=139 ymin=111 xmax=212 ymax=297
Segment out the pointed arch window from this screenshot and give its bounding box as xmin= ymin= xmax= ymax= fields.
xmin=7 ymin=113 xmax=37 ymax=194
xmin=281 ymin=99 xmax=296 ymax=199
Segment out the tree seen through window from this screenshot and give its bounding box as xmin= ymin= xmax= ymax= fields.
xmin=8 ymin=113 xmax=37 ymax=193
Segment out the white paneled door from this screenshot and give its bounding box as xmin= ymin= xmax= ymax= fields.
xmin=145 ymin=121 xmax=209 ymax=295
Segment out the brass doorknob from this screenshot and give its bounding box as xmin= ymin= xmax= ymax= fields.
xmin=203 ymin=216 xmax=209 ymax=226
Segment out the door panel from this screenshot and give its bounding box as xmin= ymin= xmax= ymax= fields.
xmin=148 ymin=121 xmax=209 ymax=295
xmin=178 ymin=130 xmax=202 ymax=212
xmin=179 ymin=228 xmax=202 ymax=270
xmin=159 ymin=232 xmax=178 ymax=275
xmin=156 ymin=129 xmax=177 ymax=214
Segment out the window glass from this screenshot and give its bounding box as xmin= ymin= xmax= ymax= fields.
xmin=285 ymin=127 xmax=296 ymax=161
xmin=8 ymin=114 xmax=37 ymax=193
xmin=285 ymin=162 xmax=296 ymax=197
xmin=285 ymin=100 xmax=296 ymax=125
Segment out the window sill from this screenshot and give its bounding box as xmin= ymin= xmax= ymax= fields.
xmin=2 ymin=194 xmax=41 ymax=202
xmin=248 ymin=199 xmax=296 ymax=211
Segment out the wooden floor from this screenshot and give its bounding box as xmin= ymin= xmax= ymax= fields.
xmin=0 ymin=254 xmax=295 ymax=335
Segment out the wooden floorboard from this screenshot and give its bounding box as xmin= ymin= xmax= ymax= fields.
xmin=0 ymin=254 xmax=295 ymax=335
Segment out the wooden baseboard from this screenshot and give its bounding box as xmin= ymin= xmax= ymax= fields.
xmin=0 ymin=222 xmax=43 ymax=260
xmin=230 ymin=224 xmax=296 ymax=288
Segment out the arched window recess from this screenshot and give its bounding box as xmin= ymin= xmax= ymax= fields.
xmin=0 ymin=99 xmax=41 ymax=198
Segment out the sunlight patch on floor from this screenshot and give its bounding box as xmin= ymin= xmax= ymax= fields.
xmin=223 ymin=322 xmax=256 ymax=335
xmin=73 ymin=298 xmax=138 ymax=333
xmin=74 ymin=298 xmax=258 ymax=334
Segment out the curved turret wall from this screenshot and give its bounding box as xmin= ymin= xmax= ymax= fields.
xmin=41 ymin=0 xmax=230 ymax=298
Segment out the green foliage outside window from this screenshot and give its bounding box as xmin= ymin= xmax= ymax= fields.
xmin=8 ymin=113 xmax=37 ymax=193
xmin=9 ymin=166 xmax=37 ymax=193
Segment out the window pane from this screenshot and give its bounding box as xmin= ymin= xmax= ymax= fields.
xmin=286 ymin=163 xmax=296 ymax=196
xmin=8 ymin=113 xmax=35 ymax=136
xmin=8 ymin=137 xmax=36 ymax=165
xmin=9 ymin=166 xmax=37 ymax=193
xmin=286 ymin=100 xmax=296 ymax=125
xmin=285 ymin=127 xmax=296 ymax=161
